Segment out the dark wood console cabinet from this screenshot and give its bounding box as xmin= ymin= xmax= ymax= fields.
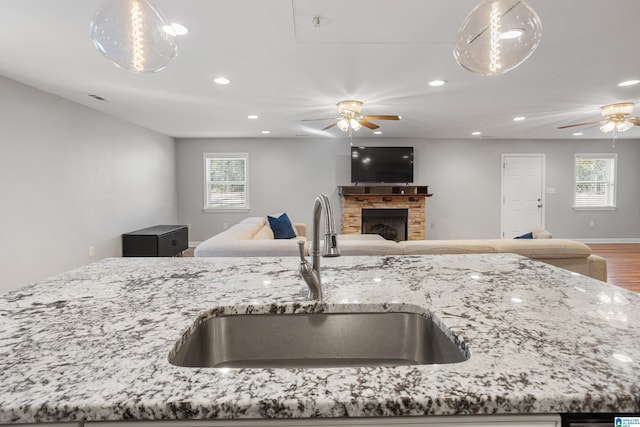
xmin=122 ymin=225 xmax=188 ymax=257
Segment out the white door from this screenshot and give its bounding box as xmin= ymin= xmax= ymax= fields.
xmin=501 ymin=154 xmax=545 ymax=239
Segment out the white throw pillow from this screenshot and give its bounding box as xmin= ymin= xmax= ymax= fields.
xmin=532 ymin=224 xmax=553 ymax=239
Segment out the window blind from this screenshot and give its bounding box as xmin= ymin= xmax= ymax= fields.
xmin=574 ymin=155 xmax=616 ymax=208
xmin=204 ymin=154 xmax=248 ymax=209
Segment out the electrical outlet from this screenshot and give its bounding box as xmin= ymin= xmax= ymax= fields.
xmin=589 ymin=220 xmax=595 ymax=227
xmin=186 ymin=223 xmax=192 ymax=230
xmin=223 ymin=222 xmax=228 ymax=230
xmin=430 ymin=222 xmax=436 ymax=229
xmin=89 ymin=246 xmax=95 ymax=257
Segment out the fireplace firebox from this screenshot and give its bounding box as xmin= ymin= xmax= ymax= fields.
xmin=361 ymin=208 xmax=408 ymax=241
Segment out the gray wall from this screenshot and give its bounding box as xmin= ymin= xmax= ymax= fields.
xmin=0 ymin=76 xmax=178 ymax=294
xmin=177 ymin=137 xmax=640 ymax=242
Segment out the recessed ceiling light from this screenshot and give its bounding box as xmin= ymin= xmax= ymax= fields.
xmin=513 ymin=116 xmax=526 ymax=121
xmin=214 ymin=77 xmax=230 ymax=85
xmin=373 ymin=131 xmax=382 ymax=135
xmin=573 ymin=132 xmax=584 ymax=136
xmin=499 ymin=29 xmax=523 ymax=40
xmin=471 ymin=131 xmax=482 ymax=136
xmin=428 ymin=80 xmax=446 ymax=87
xmin=162 ymin=23 xmax=189 ymax=36
xmin=247 ymin=115 xmax=259 ymax=120
xmin=618 ymin=79 xmax=640 ymax=87
xmin=261 ymin=130 xmax=270 ymax=134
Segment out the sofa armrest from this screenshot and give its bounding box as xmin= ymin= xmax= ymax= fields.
xmin=587 ymin=254 xmax=607 ymax=282
xmin=491 ymin=239 xmax=592 ymax=259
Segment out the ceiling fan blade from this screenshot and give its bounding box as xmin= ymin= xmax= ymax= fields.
xmin=358 ymin=119 xmax=380 ymax=130
xmin=628 ymin=117 xmax=640 ymax=126
xmin=362 ymin=115 xmax=401 ymax=121
xmin=557 ymin=120 xmax=602 ymax=129
xmin=321 ymin=122 xmax=338 ymax=131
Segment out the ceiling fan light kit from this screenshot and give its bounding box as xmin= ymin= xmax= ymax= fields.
xmin=453 ymin=0 xmax=542 ymax=76
xmin=90 ymin=0 xmax=178 ymax=73
xmin=559 ymin=102 xmax=640 ymax=141
xmin=304 ymin=100 xmax=401 ymax=135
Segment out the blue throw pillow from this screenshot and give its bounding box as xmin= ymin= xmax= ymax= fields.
xmin=267 ymin=213 xmax=297 ymax=239
xmin=514 ymin=232 xmax=533 ymax=239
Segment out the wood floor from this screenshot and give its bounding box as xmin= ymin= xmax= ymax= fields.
xmin=588 ymin=243 xmax=640 ymax=293
xmin=182 ymin=244 xmax=640 ymax=293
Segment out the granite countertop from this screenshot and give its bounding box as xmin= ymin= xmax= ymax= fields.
xmin=1 ymin=254 xmax=639 ymax=423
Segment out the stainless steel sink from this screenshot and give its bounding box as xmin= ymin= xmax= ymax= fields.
xmin=169 ymin=312 xmax=469 ymax=368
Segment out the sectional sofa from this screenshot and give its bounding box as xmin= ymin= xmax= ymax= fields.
xmin=194 ymin=217 xmax=607 ymax=282
xmin=194 ymin=217 xmax=307 ymax=257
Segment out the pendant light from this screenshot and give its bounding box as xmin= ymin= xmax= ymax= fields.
xmin=453 ymin=0 xmax=542 ymax=76
xmin=90 ymin=0 xmax=178 ymax=73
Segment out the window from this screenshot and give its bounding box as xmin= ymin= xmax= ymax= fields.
xmin=574 ymin=153 xmax=617 ymax=209
xmin=204 ymin=153 xmax=249 ymax=210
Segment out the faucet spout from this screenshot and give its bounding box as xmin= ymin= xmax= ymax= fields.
xmin=299 ymin=194 xmax=340 ymax=301
xmin=313 ymin=194 xmax=341 ymax=272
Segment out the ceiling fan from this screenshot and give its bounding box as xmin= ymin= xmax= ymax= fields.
xmin=303 ymin=100 xmax=401 ymax=134
xmin=558 ymin=102 xmax=640 ymax=134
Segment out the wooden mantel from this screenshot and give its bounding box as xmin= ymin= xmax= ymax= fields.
xmin=339 ymin=185 xmax=433 ymax=240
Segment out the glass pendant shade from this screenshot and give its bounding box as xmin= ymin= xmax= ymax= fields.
xmin=337 ymin=119 xmax=350 ymax=131
xmin=349 ymin=119 xmax=362 ymax=131
xmin=616 ymin=121 xmax=634 ymax=133
xmin=601 ymin=120 xmax=633 ymax=133
xmin=90 ymin=0 xmax=178 ymax=73
xmin=600 ymin=121 xmax=616 ymax=133
xmin=453 ymin=0 xmax=542 ymax=76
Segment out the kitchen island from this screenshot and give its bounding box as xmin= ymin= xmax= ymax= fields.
xmin=0 ymin=254 xmax=639 ymax=424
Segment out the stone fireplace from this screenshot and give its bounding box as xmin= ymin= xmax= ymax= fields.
xmin=339 ymin=186 xmax=433 ymax=241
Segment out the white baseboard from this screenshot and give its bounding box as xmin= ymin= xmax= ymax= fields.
xmin=570 ymin=237 xmax=640 ymax=244
xmin=188 ymin=241 xmax=202 ymax=247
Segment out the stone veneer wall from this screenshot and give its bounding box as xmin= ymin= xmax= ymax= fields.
xmin=340 ymin=195 xmax=426 ymax=240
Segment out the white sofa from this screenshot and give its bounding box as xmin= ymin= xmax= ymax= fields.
xmin=194 ymin=217 xmax=307 ymax=257
xmin=194 ymin=218 xmax=607 ymax=282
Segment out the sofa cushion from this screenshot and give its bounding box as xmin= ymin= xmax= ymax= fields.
xmin=491 ymin=239 xmax=591 ymax=259
xmin=215 ymin=217 xmax=266 ymax=240
xmin=400 ymin=240 xmax=498 ymax=255
xmin=338 ymin=233 xmax=387 ymax=241
xmin=195 ymin=238 xmax=307 ymax=257
xmin=267 ymin=213 xmax=297 ymax=239
xmin=253 ymin=225 xmax=275 ymax=240
xmin=336 ymin=237 xmax=404 ymax=255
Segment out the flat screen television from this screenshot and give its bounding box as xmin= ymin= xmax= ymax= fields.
xmin=350 ymin=146 xmax=414 ymax=184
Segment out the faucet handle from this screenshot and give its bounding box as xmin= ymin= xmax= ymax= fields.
xmin=297 ymin=240 xmax=306 ymax=262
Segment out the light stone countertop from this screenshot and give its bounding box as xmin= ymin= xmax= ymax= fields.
xmin=0 ymin=254 xmax=639 ymax=423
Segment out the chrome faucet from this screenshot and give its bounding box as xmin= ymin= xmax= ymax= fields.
xmin=298 ymin=194 xmax=340 ymax=300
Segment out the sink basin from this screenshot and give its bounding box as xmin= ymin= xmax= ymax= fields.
xmin=169 ymin=312 xmax=469 ymax=368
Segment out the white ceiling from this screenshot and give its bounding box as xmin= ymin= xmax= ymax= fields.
xmin=1 ymin=0 xmax=640 ymax=140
